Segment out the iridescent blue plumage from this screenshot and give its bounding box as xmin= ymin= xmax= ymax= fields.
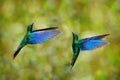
xmin=80 ymin=34 xmax=109 ymax=42
xmin=28 ymin=30 xmax=59 ymax=44
xmin=13 ymin=23 xmax=60 ymax=59
xmin=80 ymin=40 xmax=108 ymax=50
xmin=79 ymin=34 xmax=109 ymax=51
xmin=70 ymin=32 xmax=109 ymax=69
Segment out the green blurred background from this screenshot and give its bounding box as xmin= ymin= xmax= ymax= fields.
xmin=0 ymin=0 xmax=120 ymax=80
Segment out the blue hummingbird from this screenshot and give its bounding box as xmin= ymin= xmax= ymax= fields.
xmin=13 ymin=23 xmax=60 ymax=59
xmin=71 ymin=32 xmax=110 ymax=68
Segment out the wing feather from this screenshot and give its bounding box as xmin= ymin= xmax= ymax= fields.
xmin=28 ymin=29 xmax=60 ymax=44
xmin=80 ymin=40 xmax=108 ymax=51
xmin=81 ymin=34 xmax=109 ymax=42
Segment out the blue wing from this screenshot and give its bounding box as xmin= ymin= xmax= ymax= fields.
xmin=80 ymin=40 xmax=108 ymax=51
xmin=28 ymin=30 xmax=60 ymax=44
xmin=81 ymin=34 xmax=109 ymax=42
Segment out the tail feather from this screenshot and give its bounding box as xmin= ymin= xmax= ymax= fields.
xmin=13 ymin=47 xmax=23 ymax=59
xmin=70 ymin=53 xmax=79 ymax=69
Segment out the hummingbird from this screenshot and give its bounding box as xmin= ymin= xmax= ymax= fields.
xmin=71 ymin=32 xmax=109 ymax=69
xmin=13 ymin=23 xmax=60 ymax=59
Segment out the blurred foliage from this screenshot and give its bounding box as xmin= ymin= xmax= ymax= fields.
xmin=0 ymin=0 xmax=120 ymax=80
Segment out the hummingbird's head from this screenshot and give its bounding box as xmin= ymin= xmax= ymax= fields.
xmin=72 ymin=32 xmax=78 ymax=41
xmin=27 ymin=23 xmax=34 ymax=32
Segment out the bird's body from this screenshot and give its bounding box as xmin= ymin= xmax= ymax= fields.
xmin=71 ymin=32 xmax=109 ymax=69
xmin=13 ymin=23 xmax=60 ymax=59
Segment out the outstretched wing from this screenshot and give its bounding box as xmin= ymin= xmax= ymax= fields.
xmin=81 ymin=34 xmax=109 ymax=42
xmin=80 ymin=40 xmax=108 ymax=51
xmin=28 ymin=28 xmax=60 ymax=44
